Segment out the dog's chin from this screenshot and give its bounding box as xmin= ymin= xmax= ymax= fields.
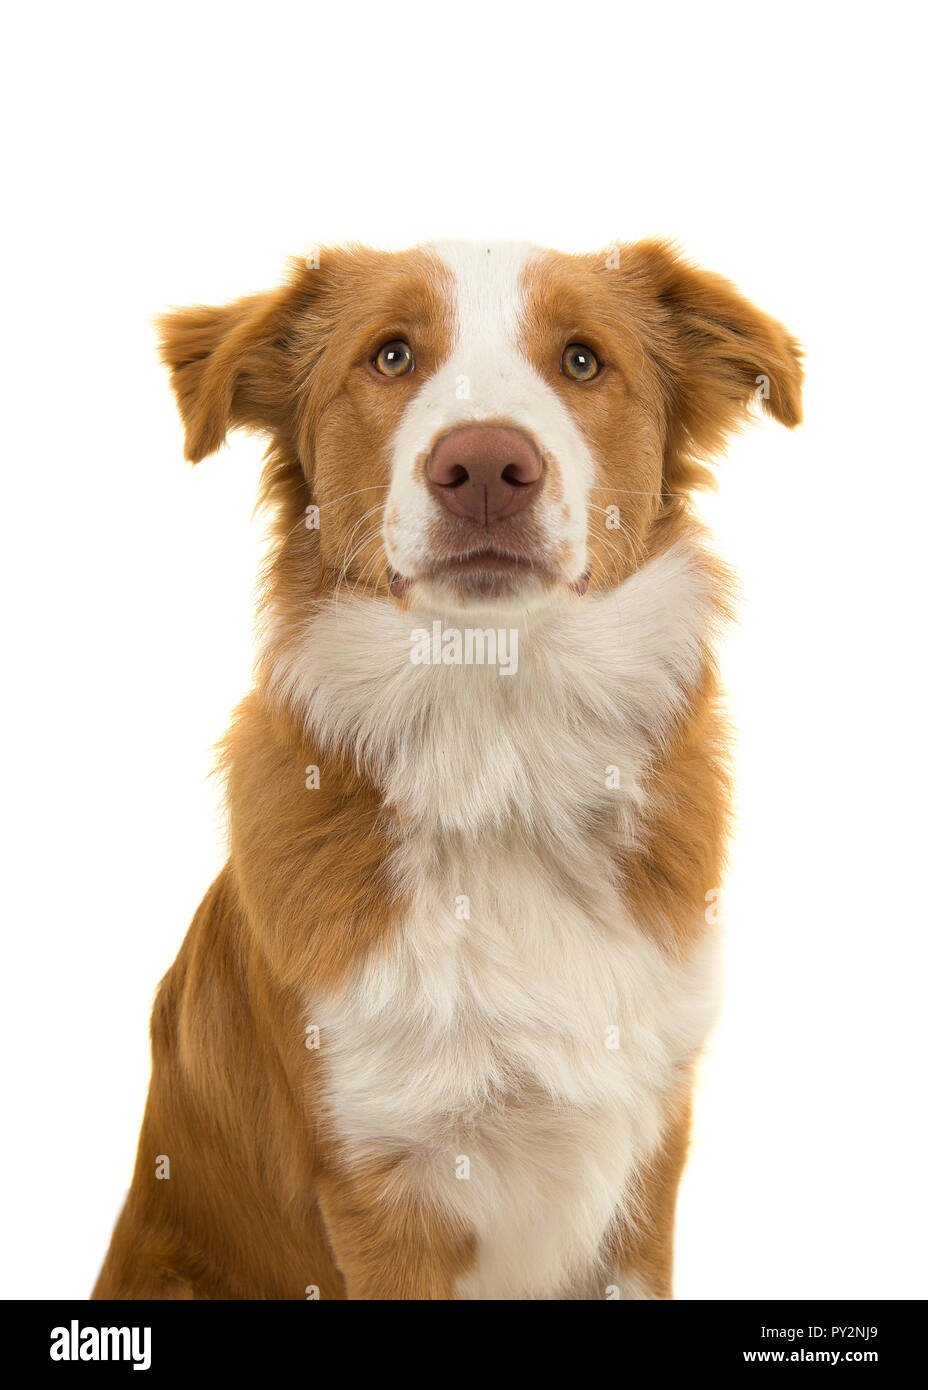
xmin=418 ymin=575 xmax=547 ymax=613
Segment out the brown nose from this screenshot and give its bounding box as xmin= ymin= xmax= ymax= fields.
xmin=426 ymin=425 xmax=543 ymax=524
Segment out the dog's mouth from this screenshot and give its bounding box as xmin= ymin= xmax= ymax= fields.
xmin=388 ymin=545 xmax=589 ymax=600
xmin=431 ymin=546 xmax=539 ymax=577
xmin=388 ymin=545 xmax=541 ymax=598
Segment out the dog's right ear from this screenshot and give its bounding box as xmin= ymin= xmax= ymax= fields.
xmin=157 ymin=285 xmax=296 ymax=463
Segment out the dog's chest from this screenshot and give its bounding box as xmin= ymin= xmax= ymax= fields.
xmin=281 ymin=543 xmax=724 ymax=1295
xmin=312 ymin=828 xmax=721 ymax=1299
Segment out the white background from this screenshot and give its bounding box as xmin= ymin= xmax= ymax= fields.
xmin=2 ymin=0 xmax=925 ymax=1300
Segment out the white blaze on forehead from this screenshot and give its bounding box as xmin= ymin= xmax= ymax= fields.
xmin=383 ymin=239 xmax=595 ymax=586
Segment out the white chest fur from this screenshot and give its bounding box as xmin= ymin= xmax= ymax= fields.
xmin=313 ymin=839 xmax=721 ymax=1299
xmin=273 ymin=542 xmax=725 ymax=1298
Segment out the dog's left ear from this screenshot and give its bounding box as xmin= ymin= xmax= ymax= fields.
xmin=621 ymin=240 xmax=804 ymax=485
xmin=157 ymin=284 xmax=297 ymax=463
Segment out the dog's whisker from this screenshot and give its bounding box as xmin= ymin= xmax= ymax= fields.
xmin=333 ymin=515 xmax=388 ymax=612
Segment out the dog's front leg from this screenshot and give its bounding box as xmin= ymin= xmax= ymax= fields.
xmin=314 ymin=1157 xmax=475 ymax=1300
xmin=604 ymin=1086 xmax=693 ymax=1301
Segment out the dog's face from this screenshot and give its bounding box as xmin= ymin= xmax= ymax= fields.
xmin=160 ymin=240 xmax=802 ymax=615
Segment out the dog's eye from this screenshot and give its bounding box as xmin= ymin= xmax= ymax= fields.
xmin=561 ymin=343 xmax=598 ymax=381
xmin=374 ymin=340 xmax=414 ymax=377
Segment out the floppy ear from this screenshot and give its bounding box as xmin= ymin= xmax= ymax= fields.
xmin=622 ymin=239 xmax=803 ymax=486
xmin=157 ymin=284 xmax=297 ymax=463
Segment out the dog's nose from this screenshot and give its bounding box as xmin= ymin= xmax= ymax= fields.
xmin=426 ymin=426 xmax=543 ymax=523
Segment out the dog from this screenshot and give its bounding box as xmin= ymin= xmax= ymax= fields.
xmin=93 ymin=239 xmax=802 ymax=1300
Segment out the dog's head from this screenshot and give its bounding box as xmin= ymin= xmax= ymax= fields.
xmin=159 ymin=240 xmax=802 ymax=616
